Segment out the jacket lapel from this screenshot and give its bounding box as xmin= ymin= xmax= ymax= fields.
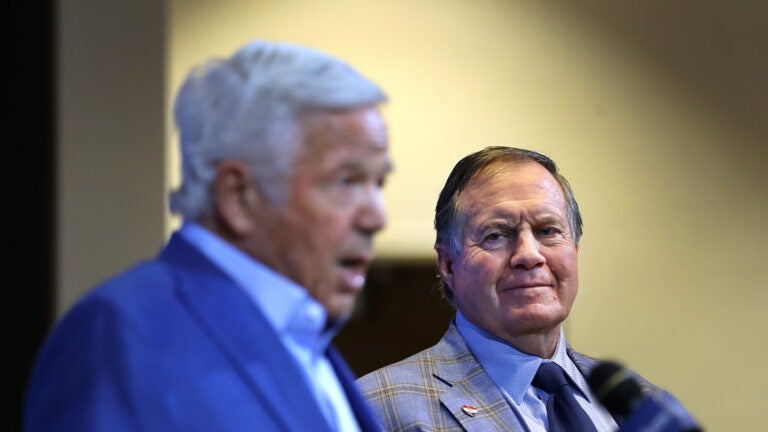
xmin=434 ymin=324 xmax=527 ymax=432
xmin=327 ymin=347 xmax=382 ymax=432
xmin=160 ymin=234 xmax=332 ymax=432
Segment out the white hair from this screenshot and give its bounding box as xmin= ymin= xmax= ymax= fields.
xmin=169 ymin=40 xmax=387 ymax=220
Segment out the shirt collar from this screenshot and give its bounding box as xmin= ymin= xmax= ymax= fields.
xmin=455 ymin=310 xmax=592 ymax=404
xmin=178 ymin=222 xmax=340 ymax=356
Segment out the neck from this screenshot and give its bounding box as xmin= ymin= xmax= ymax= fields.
xmin=457 ymin=312 xmax=563 ymax=359
xmin=501 ymin=325 xmax=562 ymax=358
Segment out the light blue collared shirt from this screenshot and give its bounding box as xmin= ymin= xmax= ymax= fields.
xmin=179 ymin=222 xmax=360 ymax=432
xmin=455 ymin=311 xmax=617 ymax=432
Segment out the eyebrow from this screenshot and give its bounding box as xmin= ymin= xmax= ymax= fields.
xmin=478 ymin=219 xmax=518 ymax=232
xmin=338 ymin=158 xmax=394 ymax=177
xmin=340 ymin=157 xmax=394 ymax=172
xmin=536 ymin=215 xmax=565 ymax=226
xmin=487 ymin=219 xmax=515 ymax=228
xmin=479 ymin=213 xmax=565 ymax=229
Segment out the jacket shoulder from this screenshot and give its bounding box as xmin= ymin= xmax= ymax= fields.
xmin=567 ymin=346 xmax=670 ymax=398
xmin=358 ymin=345 xmax=439 ymax=389
xmin=357 ymin=322 xmax=473 ymax=394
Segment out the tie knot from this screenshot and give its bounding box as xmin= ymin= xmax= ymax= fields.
xmin=533 ymin=362 xmax=569 ymax=394
xmin=531 ymin=361 xmax=599 ymax=432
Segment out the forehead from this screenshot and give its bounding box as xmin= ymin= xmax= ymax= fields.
xmin=302 ymin=107 xmax=388 ymax=149
xmin=295 ymin=107 xmax=391 ymax=171
xmin=459 ymin=160 xmax=567 ymax=214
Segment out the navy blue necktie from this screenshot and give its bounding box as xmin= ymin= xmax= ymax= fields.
xmin=533 ymin=362 xmax=598 ymax=432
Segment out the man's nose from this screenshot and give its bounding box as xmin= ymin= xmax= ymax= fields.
xmin=357 ymin=184 xmax=387 ymax=235
xmin=509 ymin=231 xmax=546 ymax=269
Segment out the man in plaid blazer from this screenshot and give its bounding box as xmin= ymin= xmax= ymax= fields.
xmin=358 ymin=147 xmax=691 ymax=431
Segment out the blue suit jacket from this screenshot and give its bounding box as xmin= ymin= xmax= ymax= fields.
xmin=25 ymin=233 xmax=380 ymax=432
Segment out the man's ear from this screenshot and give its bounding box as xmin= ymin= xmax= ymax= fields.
xmin=212 ymin=160 xmax=259 ymax=236
xmin=435 ymin=244 xmax=455 ymax=288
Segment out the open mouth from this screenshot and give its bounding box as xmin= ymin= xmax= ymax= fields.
xmin=339 ymin=257 xmax=370 ymax=288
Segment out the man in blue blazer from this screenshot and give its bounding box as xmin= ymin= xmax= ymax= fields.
xmin=25 ymin=40 xmax=392 ymax=432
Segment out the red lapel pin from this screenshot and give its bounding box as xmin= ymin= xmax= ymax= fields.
xmin=461 ymin=405 xmax=478 ymax=417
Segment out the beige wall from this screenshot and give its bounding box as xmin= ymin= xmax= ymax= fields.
xmin=57 ymin=1 xmax=166 ymax=312
xmin=60 ymin=0 xmax=767 ymax=429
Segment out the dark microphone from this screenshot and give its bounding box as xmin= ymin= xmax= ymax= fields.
xmin=586 ymin=361 xmax=702 ymax=432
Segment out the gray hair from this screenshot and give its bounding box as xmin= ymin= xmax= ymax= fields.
xmin=434 ymin=146 xmax=583 ymax=304
xmin=169 ymin=40 xmax=387 ymax=220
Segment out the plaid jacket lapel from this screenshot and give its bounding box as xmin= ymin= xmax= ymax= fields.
xmin=434 ymin=324 xmax=528 ymax=431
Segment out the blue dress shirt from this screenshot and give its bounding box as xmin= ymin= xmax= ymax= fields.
xmin=180 ymin=222 xmax=360 ymax=432
xmin=455 ymin=311 xmax=617 ymax=432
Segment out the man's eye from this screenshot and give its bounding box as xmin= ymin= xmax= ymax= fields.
xmin=338 ymin=174 xmax=359 ymax=186
xmin=482 ymin=232 xmax=508 ymax=248
xmin=537 ymin=227 xmax=558 ymax=236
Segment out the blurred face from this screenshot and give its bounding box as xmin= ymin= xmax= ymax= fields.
xmin=260 ymin=107 xmax=391 ymax=320
xmin=437 ymin=160 xmax=579 ymax=348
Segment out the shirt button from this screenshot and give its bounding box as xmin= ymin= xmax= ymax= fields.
xmin=305 ymin=303 xmax=323 ymax=323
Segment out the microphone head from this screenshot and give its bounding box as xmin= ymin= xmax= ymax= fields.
xmin=587 ymin=360 xmax=644 ymax=418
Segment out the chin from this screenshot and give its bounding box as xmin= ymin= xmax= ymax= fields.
xmin=325 ymin=297 xmax=357 ymax=321
xmin=510 ymin=308 xmax=566 ymax=330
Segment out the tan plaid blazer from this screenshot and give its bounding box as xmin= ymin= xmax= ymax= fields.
xmin=357 ymin=320 xmax=664 ymax=432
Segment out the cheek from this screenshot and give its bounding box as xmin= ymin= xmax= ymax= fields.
xmin=314 ymin=213 xmax=352 ymax=241
xmin=453 ymin=252 xmax=505 ymax=298
xmin=560 ymin=250 xmax=578 ymax=279
xmin=301 ymin=213 xmax=356 ymax=262
xmin=462 ymin=250 xmax=506 ymax=281
xmin=295 ymin=196 xmax=346 ymax=238
xmin=550 ymin=250 xmax=579 ymax=299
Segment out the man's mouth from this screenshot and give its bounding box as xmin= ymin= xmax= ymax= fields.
xmin=339 ymin=256 xmax=371 ymax=289
xmin=503 ymin=281 xmax=552 ymax=290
